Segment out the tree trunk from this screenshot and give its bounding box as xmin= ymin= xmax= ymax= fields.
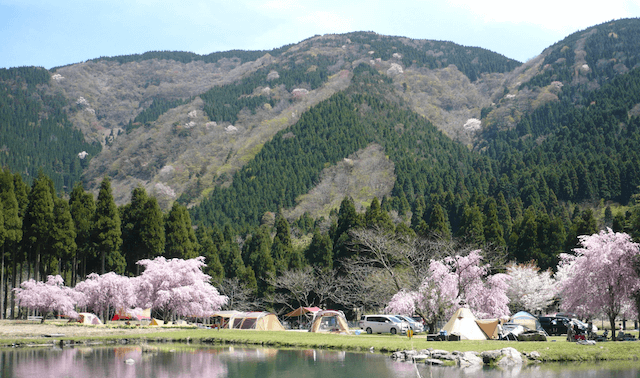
xmin=3 ymin=274 xmax=8 ymax=320
xmin=10 ymin=250 xmax=17 ymax=319
xmin=72 ymin=249 xmax=78 ymax=287
xmin=609 ymin=316 xmax=617 ymax=340
xmin=1 ymin=247 xmax=4 ymax=319
xmin=35 ymin=244 xmax=41 ymax=282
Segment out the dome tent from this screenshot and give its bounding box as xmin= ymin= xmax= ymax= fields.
xmin=309 ymin=310 xmax=349 ymax=334
xmin=510 ymin=311 xmax=546 ymax=333
xmin=229 ymin=312 xmax=285 ymax=331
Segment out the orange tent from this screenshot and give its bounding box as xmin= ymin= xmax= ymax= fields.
xmin=285 ymin=306 xmax=322 ymax=317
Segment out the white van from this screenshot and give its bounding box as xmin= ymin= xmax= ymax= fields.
xmin=358 ymin=315 xmax=409 ymax=335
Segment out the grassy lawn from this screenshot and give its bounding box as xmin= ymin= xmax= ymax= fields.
xmin=3 ymin=323 xmax=639 ymax=362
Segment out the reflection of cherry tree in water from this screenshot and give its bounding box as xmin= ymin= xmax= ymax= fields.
xmin=11 ymin=347 xmax=228 ymax=378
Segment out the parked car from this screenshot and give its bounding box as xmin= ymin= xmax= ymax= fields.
xmin=395 ymin=315 xmax=425 ymax=333
xmin=538 ymin=315 xmax=597 ymax=336
xmin=359 ymin=315 xmax=409 ymax=335
xmin=538 ymin=315 xmax=570 ymax=336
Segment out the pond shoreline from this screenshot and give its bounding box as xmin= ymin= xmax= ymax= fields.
xmin=1 ymin=321 xmax=639 ymax=363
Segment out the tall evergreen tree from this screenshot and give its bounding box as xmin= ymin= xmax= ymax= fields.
xmin=483 ymin=198 xmax=506 ymax=248
xmin=121 ymin=187 xmax=165 ymax=274
xmin=22 ymin=173 xmax=55 ymax=281
xmin=139 ymin=197 xmax=165 ymax=261
xmin=69 ymin=182 xmax=95 ymax=284
xmin=0 ymin=198 xmax=5 ymax=319
xmin=512 ymin=206 xmax=540 ymax=263
xmin=271 ymin=214 xmax=293 ymax=274
xmin=243 ymin=226 xmax=275 ymax=297
xmin=92 ymin=177 xmax=124 ymax=274
xmin=333 ymin=196 xmax=361 ymax=261
xmin=496 ymin=192 xmax=513 ymax=239
xmin=566 ymin=208 xmax=598 ymax=251
xmin=364 ymin=197 xmax=394 ymax=230
xmin=0 ymin=169 xmax=21 ymax=319
xmin=196 ymin=226 xmax=224 ymax=284
xmin=49 ymin=197 xmax=76 ymax=277
xmin=428 ymin=203 xmax=451 ymax=239
xmin=164 ymin=202 xmax=197 ymax=259
xmin=458 ymin=204 xmax=485 ymax=247
xmin=305 ymin=230 xmax=333 ymax=271
xmin=121 ymin=187 xmax=148 ymax=274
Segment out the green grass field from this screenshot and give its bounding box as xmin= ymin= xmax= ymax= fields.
xmin=3 ymin=324 xmax=639 ymax=362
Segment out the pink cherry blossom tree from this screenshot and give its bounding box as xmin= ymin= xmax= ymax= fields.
xmin=386 ymin=250 xmax=510 ymax=332
xmin=506 ymin=262 xmax=558 ymax=314
xmin=558 ymin=228 xmax=640 ymax=337
xmin=74 ymin=272 xmax=137 ymax=322
xmin=13 ymin=275 xmax=79 ymax=323
xmin=136 ymin=256 xmax=228 ymax=321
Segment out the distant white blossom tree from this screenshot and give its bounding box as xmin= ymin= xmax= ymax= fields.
xmin=505 ymin=262 xmax=558 ymax=314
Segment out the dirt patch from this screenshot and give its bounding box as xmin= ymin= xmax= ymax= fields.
xmin=0 ymin=320 xmax=186 ymax=340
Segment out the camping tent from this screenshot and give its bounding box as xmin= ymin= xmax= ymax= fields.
xmin=309 ymin=310 xmax=350 ymax=334
xmin=211 ymin=310 xmax=242 ymax=329
xmin=285 ymin=306 xmax=322 ymax=318
xmin=441 ymin=308 xmax=487 ymax=340
xmin=475 ymin=319 xmax=500 ymax=339
xmin=70 ymin=312 xmax=103 ymax=325
xmin=229 ymin=312 xmax=285 ymax=331
xmin=510 ymin=311 xmax=546 ymax=333
xmin=112 ymin=308 xmax=151 ymax=321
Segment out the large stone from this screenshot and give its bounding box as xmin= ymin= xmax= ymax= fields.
xmin=480 ymin=350 xmax=502 ymax=363
xmin=431 ymin=350 xmax=456 ymax=360
xmin=457 ymin=351 xmax=483 ymax=367
xmin=497 ymin=347 xmax=523 ymax=366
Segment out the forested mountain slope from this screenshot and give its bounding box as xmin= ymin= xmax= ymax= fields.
xmin=0 ymin=67 xmax=101 ymax=191
xmin=66 ymin=31 xmax=520 ymax=206
xmin=0 ymin=18 xmax=639 ymax=216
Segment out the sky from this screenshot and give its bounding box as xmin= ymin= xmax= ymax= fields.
xmin=1 ymin=0 xmax=639 ymax=70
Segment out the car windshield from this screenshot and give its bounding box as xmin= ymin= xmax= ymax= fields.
xmin=399 ymin=316 xmax=416 ymax=323
xmin=388 ymin=316 xmax=402 ymax=323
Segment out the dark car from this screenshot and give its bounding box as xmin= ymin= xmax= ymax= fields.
xmin=538 ymin=316 xmax=570 ymax=335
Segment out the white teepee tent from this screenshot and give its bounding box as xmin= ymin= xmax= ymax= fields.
xmin=440 ymin=308 xmax=488 ymax=340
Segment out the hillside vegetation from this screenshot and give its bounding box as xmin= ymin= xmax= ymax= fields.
xmin=2 ymin=19 xmax=640 ymax=318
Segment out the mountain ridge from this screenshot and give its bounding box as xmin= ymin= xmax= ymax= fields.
xmin=1 ymin=19 xmax=639 ymax=222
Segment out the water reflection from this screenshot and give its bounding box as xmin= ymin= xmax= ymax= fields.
xmin=1 ymin=346 xmax=638 ymax=378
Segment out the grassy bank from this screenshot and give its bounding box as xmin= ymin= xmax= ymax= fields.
xmin=2 ymin=323 xmax=640 ymax=362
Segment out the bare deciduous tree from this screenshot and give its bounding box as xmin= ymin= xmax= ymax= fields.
xmin=335 ymin=227 xmax=507 ymax=317
xmin=267 ymin=267 xmax=338 ymax=316
xmin=218 ymin=277 xmax=261 ymax=311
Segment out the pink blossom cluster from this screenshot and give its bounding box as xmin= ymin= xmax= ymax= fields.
xmin=558 ymin=228 xmax=640 ymax=321
xmin=136 ymin=256 xmax=228 ymax=318
xmin=386 ymin=250 xmax=510 ymax=323
xmin=13 ymin=257 xmax=228 ymax=321
xmin=14 ymin=275 xmax=79 ymax=320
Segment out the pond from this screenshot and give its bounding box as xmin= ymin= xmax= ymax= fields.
xmin=1 ymin=345 xmax=639 ymax=378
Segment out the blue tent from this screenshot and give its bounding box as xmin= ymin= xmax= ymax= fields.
xmin=510 ymin=311 xmax=545 ymax=332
